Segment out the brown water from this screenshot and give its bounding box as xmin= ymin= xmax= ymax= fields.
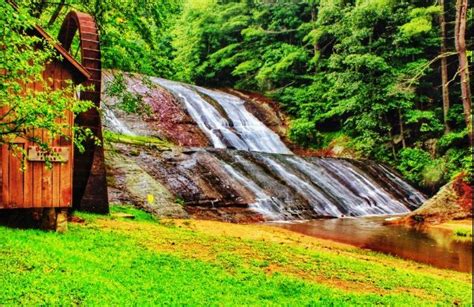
xmin=275 ymin=216 xmax=472 ymax=273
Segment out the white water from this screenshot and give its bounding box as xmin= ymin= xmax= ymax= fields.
xmin=262 ymin=155 xmax=343 ymax=217
xmin=220 ymin=161 xmax=291 ymax=221
xmin=285 ymin=156 xmax=412 ymax=216
xmin=376 ymin=164 xmax=426 ymax=205
xmin=151 ymin=78 xmax=291 ymax=154
xmin=102 ymin=103 xmax=136 ymax=136
xmin=195 ymin=86 xmax=292 ymax=154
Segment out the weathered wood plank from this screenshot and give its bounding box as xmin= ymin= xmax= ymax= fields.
xmin=1 ymin=60 xmax=76 ymax=209
xmin=41 ymin=66 xmax=53 ymax=207
xmin=1 ymin=146 xmax=10 ymax=207
xmin=60 ymin=69 xmax=73 ymax=207
xmin=32 ymin=78 xmax=44 ymax=208
xmin=52 ymin=62 xmax=62 ymax=207
xmin=9 ymin=145 xmax=24 ymax=208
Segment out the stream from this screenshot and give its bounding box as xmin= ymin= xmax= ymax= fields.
xmin=275 ymin=216 xmax=472 ymax=273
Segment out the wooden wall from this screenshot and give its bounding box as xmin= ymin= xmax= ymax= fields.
xmin=0 ymin=61 xmax=74 ymax=209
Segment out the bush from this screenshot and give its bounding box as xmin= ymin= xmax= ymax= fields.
xmin=437 ymin=130 xmax=468 ymax=154
xmin=397 ymin=148 xmax=448 ymax=189
xmin=444 ymin=148 xmax=471 ymax=180
xmin=397 ymin=148 xmax=432 ymax=184
xmin=288 ymin=119 xmax=321 ymax=148
xmin=454 ymin=228 xmax=472 ymax=238
xmin=421 ymin=159 xmax=446 ymax=189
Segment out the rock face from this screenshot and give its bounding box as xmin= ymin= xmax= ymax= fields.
xmin=393 ymin=176 xmax=473 ymax=225
xmin=105 ymin=141 xmax=424 ymax=221
xmin=102 ymin=71 xmax=209 ymax=147
xmin=105 ymin=145 xmax=188 ymax=218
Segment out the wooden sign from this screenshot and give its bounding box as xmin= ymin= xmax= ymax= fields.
xmin=27 ymin=146 xmax=69 ymax=162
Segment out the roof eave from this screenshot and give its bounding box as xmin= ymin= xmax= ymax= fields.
xmin=32 ymin=26 xmax=91 ymax=83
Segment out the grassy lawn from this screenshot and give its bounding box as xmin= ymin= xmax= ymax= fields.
xmin=0 ymin=206 xmax=471 ymax=306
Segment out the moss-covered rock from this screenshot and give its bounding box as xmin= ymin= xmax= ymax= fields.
xmin=105 ymin=150 xmax=188 ymax=218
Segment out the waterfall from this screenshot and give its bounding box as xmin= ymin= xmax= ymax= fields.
xmin=102 ymin=102 xmax=136 ymax=136
xmin=219 ymin=161 xmax=291 ymax=221
xmin=103 ymin=72 xmax=426 ymax=221
xmin=151 ymin=78 xmax=291 ymax=154
xmin=195 ymin=86 xmax=292 ymax=154
xmin=223 ymin=151 xmax=424 ymax=218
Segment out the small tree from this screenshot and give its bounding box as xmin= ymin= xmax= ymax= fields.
xmin=0 ymin=2 xmax=93 ymax=161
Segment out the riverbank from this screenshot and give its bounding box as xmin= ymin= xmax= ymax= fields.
xmin=432 ymin=219 xmax=473 ymax=239
xmin=0 ymin=206 xmax=471 ymax=305
xmin=275 ymin=216 xmax=472 ymax=272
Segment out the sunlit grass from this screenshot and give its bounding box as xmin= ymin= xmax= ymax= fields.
xmin=0 ymin=207 xmax=471 ymax=305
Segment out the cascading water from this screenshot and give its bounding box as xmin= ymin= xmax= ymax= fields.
xmin=212 ymin=151 xmax=425 ymax=219
xmin=102 ymin=102 xmax=136 ymax=136
xmin=103 ymin=72 xmax=426 ymax=221
xmin=151 ymin=78 xmax=291 ymax=154
xmin=195 ymin=86 xmax=292 ymax=154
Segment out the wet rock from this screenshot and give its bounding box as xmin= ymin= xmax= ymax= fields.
xmin=391 ymin=176 xmax=473 ymax=226
xmin=106 ymin=142 xmax=424 ymax=222
xmin=101 ymin=72 xmax=426 ymax=222
xmin=102 ymin=70 xmax=210 ymax=147
xmin=105 ymin=149 xmax=188 ymax=218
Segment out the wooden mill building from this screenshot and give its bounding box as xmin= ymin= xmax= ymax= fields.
xmin=0 ymin=3 xmax=109 ymax=228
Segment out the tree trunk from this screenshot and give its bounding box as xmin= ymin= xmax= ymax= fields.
xmin=388 ymin=126 xmax=397 ymax=159
xmin=440 ymin=0 xmax=451 ymax=133
xmin=310 ymin=4 xmax=319 ymax=72
xmin=398 ymin=109 xmax=406 ymax=148
xmin=455 ymin=0 xmax=472 ymax=144
xmin=47 ymin=0 xmax=66 ymax=28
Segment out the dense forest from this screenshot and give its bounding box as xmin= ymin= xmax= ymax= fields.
xmin=3 ymin=0 xmax=473 ymax=192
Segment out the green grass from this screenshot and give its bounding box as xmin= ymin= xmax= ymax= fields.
xmin=454 ymin=228 xmax=473 ymax=238
xmin=104 ymin=130 xmax=173 ymax=150
xmin=0 ymin=208 xmax=471 ymax=306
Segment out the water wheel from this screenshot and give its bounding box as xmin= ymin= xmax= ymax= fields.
xmin=57 ymin=11 xmax=109 ymax=213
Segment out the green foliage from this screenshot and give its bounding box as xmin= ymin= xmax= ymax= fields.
xmin=16 ymin=0 xmax=181 ymax=78
xmin=105 ymin=73 xmax=151 ymax=115
xmin=400 ymin=5 xmax=440 ymax=37
xmin=397 ymin=145 xmax=471 ymax=189
xmin=174 ymin=197 xmax=185 ymax=206
xmin=397 ymin=148 xmax=435 ymax=185
xmin=437 ymin=130 xmax=469 ymax=153
xmin=454 ymin=228 xmax=473 ymax=238
xmin=288 ymin=118 xmax=320 ymax=147
xmin=405 ymin=110 xmax=444 ymax=135
xmin=0 ymin=2 xmax=93 ymax=158
xmin=110 ymin=204 xmax=157 ymax=222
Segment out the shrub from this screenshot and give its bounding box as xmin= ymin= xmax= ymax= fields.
xmin=397 ymin=148 xmax=432 ymax=184
xmin=288 ymin=119 xmax=321 ymax=148
xmin=437 ymin=130 xmax=468 ymax=154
